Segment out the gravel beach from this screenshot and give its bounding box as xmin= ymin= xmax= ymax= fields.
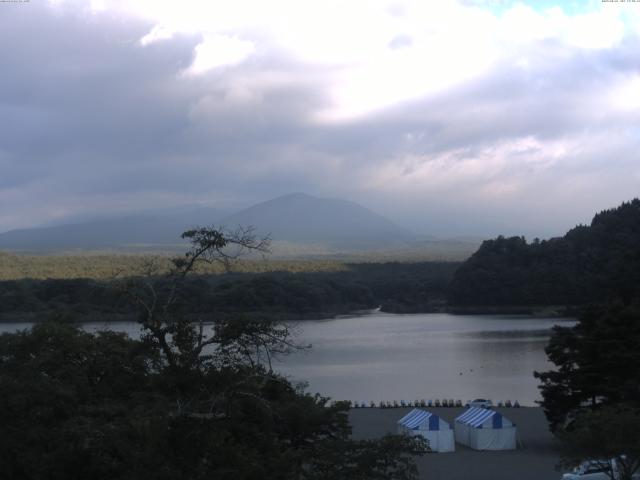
xmin=349 ymin=407 xmax=563 ymax=480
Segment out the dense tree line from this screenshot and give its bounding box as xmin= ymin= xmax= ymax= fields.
xmin=535 ymin=300 xmax=640 ymax=479
xmin=449 ymin=199 xmax=640 ymax=307
xmin=0 ymin=226 xmax=425 ymax=480
xmin=0 ymin=262 xmax=458 ymax=321
xmin=528 ymin=201 xmax=640 ymax=479
xmin=535 ymin=301 xmax=640 ymax=430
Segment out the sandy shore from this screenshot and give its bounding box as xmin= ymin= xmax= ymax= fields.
xmin=349 ymin=407 xmax=563 ymax=480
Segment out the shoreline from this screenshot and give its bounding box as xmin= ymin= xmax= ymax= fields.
xmin=443 ymin=305 xmax=578 ymax=317
xmin=0 ymin=305 xmax=576 ymax=323
xmin=349 ymin=406 xmax=562 ymax=480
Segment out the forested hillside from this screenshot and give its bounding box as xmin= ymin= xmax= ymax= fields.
xmin=0 ymin=262 xmax=458 ymax=321
xmin=6 ymin=199 xmax=639 ymax=319
xmin=449 ymin=199 xmax=640 ymax=306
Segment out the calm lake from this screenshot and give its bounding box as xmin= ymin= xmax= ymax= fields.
xmin=0 ymin=312 xmax=574 ymax=406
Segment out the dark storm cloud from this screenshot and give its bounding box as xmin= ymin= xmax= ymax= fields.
xmin=0 ymin=3 xmax=330 ymax=225
xmin=0 ymin=5 xmax=197 ymax=195
xmin=1 ymin=1 xmax=639 ymax=237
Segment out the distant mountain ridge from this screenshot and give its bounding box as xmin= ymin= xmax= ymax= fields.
xmin=0 ymin=193 xmax=414 ymax=253
xmin=0 ymin=208 xmax=224 ymax=252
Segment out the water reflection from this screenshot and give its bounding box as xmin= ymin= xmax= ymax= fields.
xmin=0 ymin=312 xmax=574 ymax=406
xmin=277 ymin=312 xmax=575 ymax=406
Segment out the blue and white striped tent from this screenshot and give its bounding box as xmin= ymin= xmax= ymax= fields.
xmin=397 ymin=409 xmax=455 ymax=452
xmin=454 ymin=407 xmax=516 ymax=450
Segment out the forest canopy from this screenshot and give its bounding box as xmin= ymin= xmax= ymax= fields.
xmin=449 ymin=199 xmax=640 ymax=307
xmin=0 ymin=262 xmax=457 ymax=322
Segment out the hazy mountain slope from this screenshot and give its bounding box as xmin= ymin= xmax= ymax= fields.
xmin=0 ymin=194 xmax=416 ymax=253
xmin=220 ymin=193 xmax=414 ymax=248
xmin=0 ymin=208 xmax=223 ymax=252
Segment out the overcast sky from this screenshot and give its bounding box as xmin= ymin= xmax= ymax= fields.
xmin=1 ymin=0 xmax=639 ymax=237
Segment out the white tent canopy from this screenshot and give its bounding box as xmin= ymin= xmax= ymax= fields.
xmin=397 ymin=409 xmax=455 ymax=453
xmin=454 ymin=407 xmax=516 ymax=450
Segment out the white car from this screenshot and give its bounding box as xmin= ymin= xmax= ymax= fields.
xmin=562 ymin=460 xmax=613 ymax=480
xmin=466 ymin=399 xmax=493 ymax=408
xmin=561 ymin=459 xmax=640 ymax=480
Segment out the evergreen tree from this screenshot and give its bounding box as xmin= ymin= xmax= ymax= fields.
xmin=535 ymin=301 xmax=640 ymax=430
xmin=536 ymin=301 xmax=640 ymax=480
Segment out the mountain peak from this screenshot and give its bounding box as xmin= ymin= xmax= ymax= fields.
xmin=277 ymin=192 xmax=313 ymax=200
xmin=221 ymin=193 xmax=412 ymax=248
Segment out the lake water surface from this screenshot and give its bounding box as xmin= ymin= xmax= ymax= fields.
xmin=278 ymin=312 xmax=574 ymax=406
xmin=0 ymin=312 xmax=574 ymax=406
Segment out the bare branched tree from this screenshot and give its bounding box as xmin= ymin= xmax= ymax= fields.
xmin=213 ymin=316 xmax=302 ymax=372
xmin=119 ymin=224 xmax=317 ymax=422
xmin=122 ymin=225 xmax=273 ymax=370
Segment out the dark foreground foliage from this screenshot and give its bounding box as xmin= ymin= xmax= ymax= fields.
xmin=0 ymin=321 xmax=423 ymax=480
xmin=535 ymin=301 xmax=640 ymax=430
xmin=557 ymin=405 xmax=640 ymax=480
xmin=536 ymin=300 xmax=640 ymax=479
xmin=0 ymin=226 xmax=425 ymax=480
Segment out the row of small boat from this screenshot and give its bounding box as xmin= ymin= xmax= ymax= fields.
xmin=347 ymin=399 xmax=521 ymax=408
